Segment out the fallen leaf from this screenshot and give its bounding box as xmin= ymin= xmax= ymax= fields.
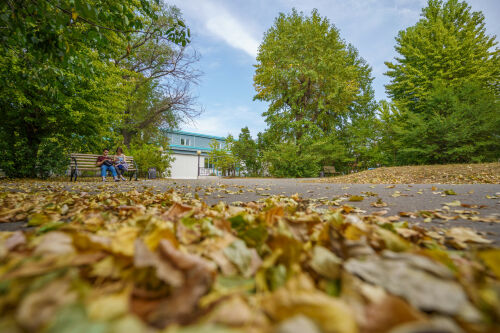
xmin=446 ymin=227 xmax=492 ymax=249
xmin=310 ymin=245 xmax=342 ymax=279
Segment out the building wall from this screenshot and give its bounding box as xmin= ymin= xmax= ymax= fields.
xmin=169 ymin=154 xmax=204 ymax=179
xmin=163 ymin=130 xmax=226 ymax=179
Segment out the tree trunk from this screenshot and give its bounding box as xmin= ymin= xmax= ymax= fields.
xmin=22 ymin=126 xmax=41 ymax=178
xmin=122 ymin=129 xmax=133 ymax=149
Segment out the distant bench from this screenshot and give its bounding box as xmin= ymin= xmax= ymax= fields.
xmin=323 ymin=166 xmax=339 ymax=177
xmin=70 ymin=153 xmax=138 ymax=181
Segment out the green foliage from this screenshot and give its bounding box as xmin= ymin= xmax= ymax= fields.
xmin=208 ymin=137 xmax=238 ymax=176
xmin=254 ymin=9 xmax=369 ymax=139
xmin=0 ymin=0 xmax=189 ymax=64
xmin=263 ymin=141 xmax=321 ymax=178
xmin=0 ymin=0 xmax=191 ymax=178
xmin=128 ymin=143 xmax=173 ymax=175
xmin=375 ymin=101 xmax=405 ymax=166
xmin=385 ymin=0 xmax=499 ymax=113
xmin=118 ymin=4 xmax=199 ymax=147
xmin=231 ymin=127 xmax=261 ymax=176
xmin=383 ymin=0 xmax=500 ymax=165
xmin=396 ymin=82 xmax=500 ymax=164
xmin=35 ymin=137 xmax=72 ymax=179
xmin=0 ymin=47 xmax=128 ymax=177
xmin=254 ymin=9 xmax=378 ymax=177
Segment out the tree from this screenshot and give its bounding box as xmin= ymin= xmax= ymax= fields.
xmin=208 ymin=137 xmax=237 ymax=176
xmin=384 ymin=0 xmax=500 ymax=164
xmin=376 ymin=101 xmax=405 ymax=166
xmin=0 ymin=1 xmax=191 ymax=177
xmin=115 ymin=4 xmax=201 ymax=147
xmin=385 ymin=0 xmax=499 ymax=113
xmin=255 ymin=9 xmax=366 ymax=139
xmin=263 ymin=142 xmax=321 ymax=178
xmin=232 ymin=127 xmax=260 ymax=176
xmin=254 ymin=9 xmax=376 ymax=177
xmin=0 ymin=48 xmax=129 ymax=177
xmin=395 ymin=82 xmax=500 ymax=164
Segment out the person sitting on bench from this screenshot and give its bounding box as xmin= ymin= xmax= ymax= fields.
xmin=114 ymin=147 xmax=128 ymax=181
xmin=96 ymin=148 xmax=119 ymax=182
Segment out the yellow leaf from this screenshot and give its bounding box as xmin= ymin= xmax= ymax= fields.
xmin=87 ymin=289 xmax=130 ymax=321
xmin=478 ymin=249 xmax=500 ymax=279
xmin=349 ymin=195 xmax=364 ymax=202
xmin=375 ymin=228 xmax=411 ymax=252
xmin=111 ymin=226 xmax=139 ymax=256
xmin=261 ymin=274 xmax=358 ymax=333
xmin=144 ymin=226 xmax=177 ymax=251
xmin=344 ymin=224 xmax=365 ymax=241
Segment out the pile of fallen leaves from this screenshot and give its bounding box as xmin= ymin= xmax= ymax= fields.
xmin=316 ymin=163 xmax=500 ymax=184
xmin=0 ymin=186 xmax=499 ymax=333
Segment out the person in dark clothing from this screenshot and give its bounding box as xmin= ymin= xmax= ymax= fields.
xmin=96 ymin=148 xmax=119 ymax=182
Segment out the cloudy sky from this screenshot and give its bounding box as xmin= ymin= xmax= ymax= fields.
xmin=168 ymin=0 xmax=500 ymax=138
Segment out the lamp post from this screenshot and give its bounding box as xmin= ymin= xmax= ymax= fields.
xmin=197 ymin=150 xmax=201 ymax=178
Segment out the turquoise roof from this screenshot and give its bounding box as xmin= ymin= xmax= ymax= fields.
xmin=163 ymin=129 xmax=225 ymax=141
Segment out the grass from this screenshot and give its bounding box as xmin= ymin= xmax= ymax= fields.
xmin=315 ymin=162 xmax=500 ymax=184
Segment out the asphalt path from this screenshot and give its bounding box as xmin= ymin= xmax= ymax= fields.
xmin=1 ymin=178 xmax=499 ymax=244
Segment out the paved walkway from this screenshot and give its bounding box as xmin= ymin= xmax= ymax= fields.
xmin=1 ymin=178 xmax=499 ymax=244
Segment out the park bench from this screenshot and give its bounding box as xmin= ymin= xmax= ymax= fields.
xmin=323 ymin=165 xmax=339 ymax=177
xmin=69 ymin=153 xmax=138 ymax=181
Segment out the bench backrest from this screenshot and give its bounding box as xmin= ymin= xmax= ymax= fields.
xmin=323 ymin=166 xmax=336 ymax=173
xmin=70 ymin=153 xmax=136 ymax=170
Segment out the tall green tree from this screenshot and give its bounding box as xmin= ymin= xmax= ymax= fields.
xmin=385 ymin=0 xmax=499 ymax=112
xmin=254 ymin=9 xmax=365 ymax=140
xmin=232 ymin=127 xmax=261 ymax=176
xmin=384 ymin=0 xmax=500 ymax=164
xmin=0 ymin=1 xmax=191 ymax=177
xmin=376 ymin=101 xmax=405 ymax=166
xmin=254 ymin=9 xmax=376 ymax=177
xmin=395 ymin=82 xmax=500 ymax=164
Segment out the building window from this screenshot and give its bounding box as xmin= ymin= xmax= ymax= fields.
xmin=180 ymin=138 xmax=191 ymax=146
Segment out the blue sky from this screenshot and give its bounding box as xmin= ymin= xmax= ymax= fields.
xmin=168 ymin=0 xmax=500 ymax=138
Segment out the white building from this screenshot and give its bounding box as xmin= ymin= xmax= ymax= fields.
xmin=163 ymin=130 xmax=226 ymax=179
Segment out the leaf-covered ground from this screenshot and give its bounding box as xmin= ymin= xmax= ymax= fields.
xmin=316 ymin=163 xmax=500 ymax=184
xmin=0 ymin=182 xmax=499 ymax=332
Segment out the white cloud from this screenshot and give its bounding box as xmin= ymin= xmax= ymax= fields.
xmin=170 ymin=0 xmax=260 ymax=58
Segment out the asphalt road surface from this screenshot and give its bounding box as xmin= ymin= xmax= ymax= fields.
xmin=1 ymin=178 xmax=499 ymax=244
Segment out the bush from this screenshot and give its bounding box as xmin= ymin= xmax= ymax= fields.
xmin=264 ymin=142 xmax=321 ymax=178
xmin=35 ymin=137 xmax=70 ymax=179
xmin=128 ymin=143 xmax=173 ymax=176
xmin=0 ymin=135 xmax=69 ymax=178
